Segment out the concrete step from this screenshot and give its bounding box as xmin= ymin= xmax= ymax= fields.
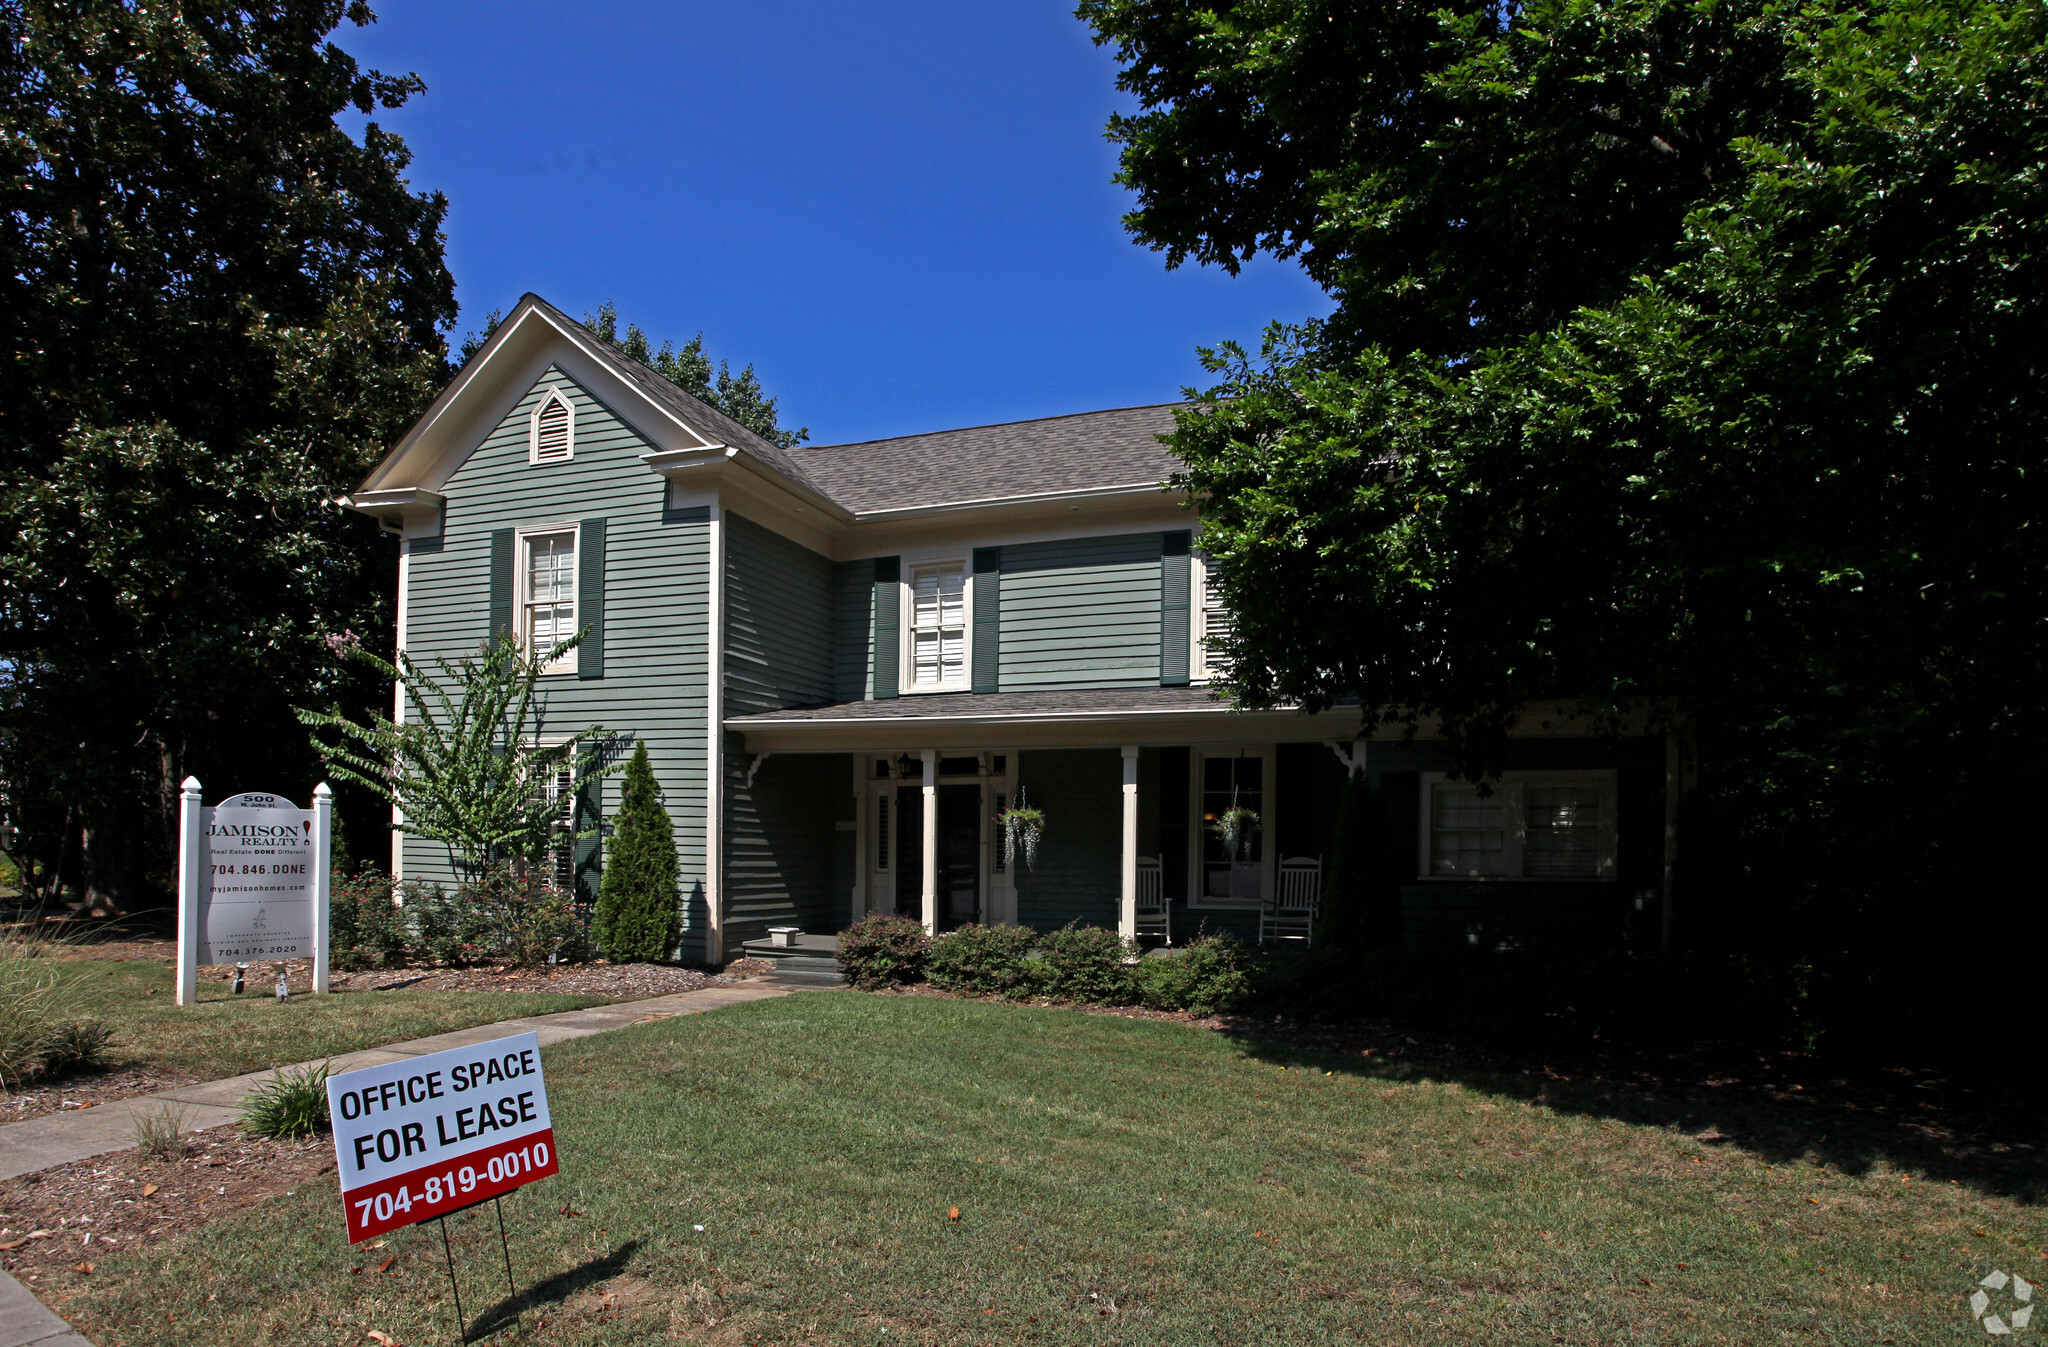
xmin=755 ymin=969 xmax=845 ymax=989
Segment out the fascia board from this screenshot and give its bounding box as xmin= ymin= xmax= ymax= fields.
xmin=730 ymin=705 xmax=1352 ymax=753
xmin=847 ymin=481 xmax=1170 ymax=523
xmin=355 ymin=301 xmax=721 ymax=495
xmin=642 ymin=447 xmax=855 ymax=524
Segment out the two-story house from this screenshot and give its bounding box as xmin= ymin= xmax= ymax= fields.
xmin=347 ymin=295 xmax=1678 ymax=963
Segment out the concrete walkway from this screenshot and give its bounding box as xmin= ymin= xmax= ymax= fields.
xmin=0 ymin=979 xmax=801 ymax=1347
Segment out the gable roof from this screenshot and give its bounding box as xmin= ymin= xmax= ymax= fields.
xmin=788 ymin=402 xmax=1185 ymax=514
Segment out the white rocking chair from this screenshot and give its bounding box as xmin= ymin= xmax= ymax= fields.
xmin=1261 ymin=856 xmax=1323 ymax=946
xmin=1134 ymin=856 xmax=1170 ymax=945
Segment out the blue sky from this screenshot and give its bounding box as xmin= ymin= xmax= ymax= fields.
xmin=338 ymin=1 xmax=1328 ymax=445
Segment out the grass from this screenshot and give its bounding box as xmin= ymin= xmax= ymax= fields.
xmin=50 ymin=993 xmax=2043 ymax=1345
xmin=20 ymin=956 xmax=608 ymax=1082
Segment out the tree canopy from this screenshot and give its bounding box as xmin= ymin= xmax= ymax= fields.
xmin=0 ymin=0 xmax=456 ymax=905
xmin=1082 ymin=0 xmax=2048 ymax=1058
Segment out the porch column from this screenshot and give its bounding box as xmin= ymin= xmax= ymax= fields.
xmin=1119 ymin=745 xmax=1139 ymax=940
xmin=920 ymin=749 xmax=939 ymax=934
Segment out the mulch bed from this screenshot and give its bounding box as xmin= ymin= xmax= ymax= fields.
xmin=1 ymin=1066 xmax=206 ymax=1127
xmin=338 ymin=961 xmax=716 ymax=999
xmin=0 ymin=1131 xmax=333 ymax=1307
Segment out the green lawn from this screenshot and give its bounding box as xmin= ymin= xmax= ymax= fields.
xmin=51 ymin=958 xmax=607 ymax=1080
xmin=52 ymin=993 xmax=2032 ymax=1345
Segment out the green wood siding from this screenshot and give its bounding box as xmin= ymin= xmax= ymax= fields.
xmin=722 ymin=512 xmax=834 ymax=715
xmin=999 ymin=533 xmax=1163 ymax=690
xmin=1012 ymin=748 xmax=1122 ymax=931
xmin=723 ymin=750 xmax=850 ymax=948
xmin=832 ymin=559 xmax=874 ymax=703
xmin=398 ymin=366 xmax=714 ymax=959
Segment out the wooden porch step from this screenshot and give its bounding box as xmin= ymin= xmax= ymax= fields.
xmin=739 ymin=935 xmax=844 ymax=984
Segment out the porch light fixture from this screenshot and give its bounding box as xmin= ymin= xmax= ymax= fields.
xmin=897 ymin=752 xmax=917 ymax=779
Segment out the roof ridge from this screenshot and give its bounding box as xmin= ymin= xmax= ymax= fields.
xmin=794 ymin=400 xmax=1186 ymax=454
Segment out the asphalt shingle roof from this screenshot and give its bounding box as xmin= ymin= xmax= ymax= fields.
xmin=785 ymin=403 xmax=1186 ymax=514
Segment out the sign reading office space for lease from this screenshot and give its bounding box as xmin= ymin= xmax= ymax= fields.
xmin=326 ymin=1031 xmax=559 ymax=1243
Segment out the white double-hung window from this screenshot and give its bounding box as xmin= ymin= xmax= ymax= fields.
xmin=521 ymin=526 xmax=578 ymax=672
xmin=907 ymin=560 xmax=967 ymax=690
xmin=1421 ymin=771 xmax=1617 ymax=880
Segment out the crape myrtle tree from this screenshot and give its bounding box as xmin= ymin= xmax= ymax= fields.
xmin=1080 ymin=0 xmax=2047 ymax=1062
xmin=0 ymin=1 xmax=456 ymax=908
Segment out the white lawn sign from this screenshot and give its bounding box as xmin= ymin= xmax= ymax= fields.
xmin=174 ymin=777 xmax=332 ymax=1005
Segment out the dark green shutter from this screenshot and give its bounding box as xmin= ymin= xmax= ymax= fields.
xmin=972 ymin=546 xmax=1001 ymax=694
xmin=488 ymin=529 xmax=514 ymax=642
xmin=1160 ymin=530 xmax=1191 ymax=685
xmin=578 ymin=517 xmax=606 ymax=679
xmin=872 ymin=556 xmax=900 ymax=699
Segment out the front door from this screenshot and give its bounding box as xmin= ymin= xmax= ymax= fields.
xmin=893 ymin=786 xmax=923 ymax=919
xmin=938 ymin=784 xmax=982 ymax=930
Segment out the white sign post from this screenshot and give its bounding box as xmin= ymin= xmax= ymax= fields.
xmin=325 ymin=1031 xmax=560 ymax=1244
xmin=174 ymin=778 xmax=333 ymax=1006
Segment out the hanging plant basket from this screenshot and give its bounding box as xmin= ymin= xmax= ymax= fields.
xmin=995 ymin=789 xmax=1046 ymax=872
xmin=1211 ymin=805 xmax=1260 ymax=861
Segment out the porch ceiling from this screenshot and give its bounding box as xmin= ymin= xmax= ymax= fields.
xmin=725 ymin=685 xmax=1362 ymax=751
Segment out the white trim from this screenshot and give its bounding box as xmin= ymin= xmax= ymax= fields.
xmin=1187 ymin=744 xmax=1275 ymax=910
xmin=1417 ymin=770 xmax=1619 ymax=881
xmin=704 ymin=505 xmax=727 ymax=961
xmin=919 ymin=750 xmax=939 ymax=933
xmin=528 ymin=385 xmax=576 ymax=464
xmin=391 ymin=543 xmax=411 ymax=880
xmin=1119 ymin=745 xmax=1140 ymax=938
xmin=514 ymin=521 xmax=581 ymax=675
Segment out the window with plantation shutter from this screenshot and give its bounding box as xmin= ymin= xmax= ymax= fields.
xmin=518 ymin=525 xmax=578 ymax=673
xmin=530 ymin=389 xmax=573 ymax=463
xmin=1420 ymin=772 xmax=1617 ymax=880
xmin=544 ymin=767 xmax=575 ymax=893
xmin=907 ymin=561 xmax=967 ymax=689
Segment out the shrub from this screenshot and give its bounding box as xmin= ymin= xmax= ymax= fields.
xmin=132 ymin=1104 xmax=189 ymax=1163
xmin=239 ymin=1062 xmax=333 ymax=1139
xmin=592 ymin=741 xmax=680 ymax=962
xmin=0 ymin=936 xmax=61 ymax=1084
xmin=329 ymin=867 xmax=406 ymax=971
xmin=837 ymin=912 xmax=930 ymax=990
xmin=1133 ymin=934 xmax=1258 ymax=1017
xmin=40 ymin=1019 xmax=114 ymax=1075
xmin=928 ymin=924 xmax=1039 ymax=998
xmin=460 ymin=865 xmax=580 ymax=969
xmin=407 ymin=877 xmax=494 ymax=968
xmin=1036 ymin=923 xmax=1135 ymax=1005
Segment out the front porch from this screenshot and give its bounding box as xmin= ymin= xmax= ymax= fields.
xmin=717 ymin=688 xmax=1670 ymax=962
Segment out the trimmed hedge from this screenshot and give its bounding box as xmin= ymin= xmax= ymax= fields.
xmin=928 ymin=923 xmax=1040 ymax=998
xmin=1036 ymin=923 xmax=1136 ymax=1005
xmin=836 ymin=912 xmax=931 ymax=989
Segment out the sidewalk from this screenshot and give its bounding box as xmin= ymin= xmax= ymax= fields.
xmin=0 ymin=979 xmax=803 ymax=1347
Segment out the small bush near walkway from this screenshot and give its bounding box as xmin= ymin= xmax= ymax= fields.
xmin=0 ymin=933 xmax=116 ymax=1086
xmin=1134 ymin=934 xmax=1258 ymax=1017
xmin=928 ymin=923 xmax=1039 ymax=998
xmin=836 ymin=913 xmax=930 ymax=989
xmin=592 ymin=741 xmax=680 ymax=962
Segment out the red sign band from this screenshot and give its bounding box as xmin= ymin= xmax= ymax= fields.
xmin=343 ymin=1128 xmax=558 ymax=1243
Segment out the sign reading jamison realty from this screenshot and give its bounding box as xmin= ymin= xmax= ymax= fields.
xmin=198 ymin=792 xmax=317 ymax=964
xmin=325 ymin=1031 xmax=559 ymax=1243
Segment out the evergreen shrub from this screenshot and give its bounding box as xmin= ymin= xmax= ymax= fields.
xmin=836 ymin=912 xmax=930 ymax=989
xmin=927 ymin=923 xmax=1039 ymax=998
xmin=1132 ymin=933 xmax=1258 ymax=1017
xmin=1036 ymin=923 xmax=1135 ymax=1004
xmin=592 ymin=742 xmax=680 ymax=962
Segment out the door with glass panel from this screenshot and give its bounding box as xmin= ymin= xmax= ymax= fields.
xmin=1199 ymin=753 xmax=1266 ymax=903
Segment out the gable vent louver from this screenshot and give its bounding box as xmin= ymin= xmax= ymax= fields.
xmin=532 ymin=393 xmax=572 ymax=463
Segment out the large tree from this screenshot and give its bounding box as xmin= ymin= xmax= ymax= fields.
xmin=0 ymin=1 xmax=456 ymax=908
xmin=1081 ymin=0 xmax=2047 ymax=1058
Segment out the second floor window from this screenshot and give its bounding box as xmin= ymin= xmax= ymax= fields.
xmin=1194 ymin=555 xmax=1232 ymax=682
xmin=909 ymin=561 xmax=967 ymax=688
xmin=523 ymin=528 xmax=577 ymax=670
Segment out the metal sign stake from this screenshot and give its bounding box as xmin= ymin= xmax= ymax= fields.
xmin=439 ymin=1214 xmax=466 ymax=1345
xmin=494 ymin=1196 xmax=517 ymax=1300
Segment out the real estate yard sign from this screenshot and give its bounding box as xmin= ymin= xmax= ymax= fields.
xmin=326 ymin=1031 xmax=560 ymax=1243
xmin=174 ymin=777 xmax=332 ymax=1005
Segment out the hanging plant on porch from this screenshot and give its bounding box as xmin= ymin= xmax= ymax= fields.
xmin=1211 ymin=803 xmax=1260 ymax=861
xmin=995 ymin=788 xmax=1046 ymax=872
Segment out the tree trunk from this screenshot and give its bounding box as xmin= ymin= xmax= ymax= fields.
xmin=78 ymin=801 xmax=142 ymax=915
